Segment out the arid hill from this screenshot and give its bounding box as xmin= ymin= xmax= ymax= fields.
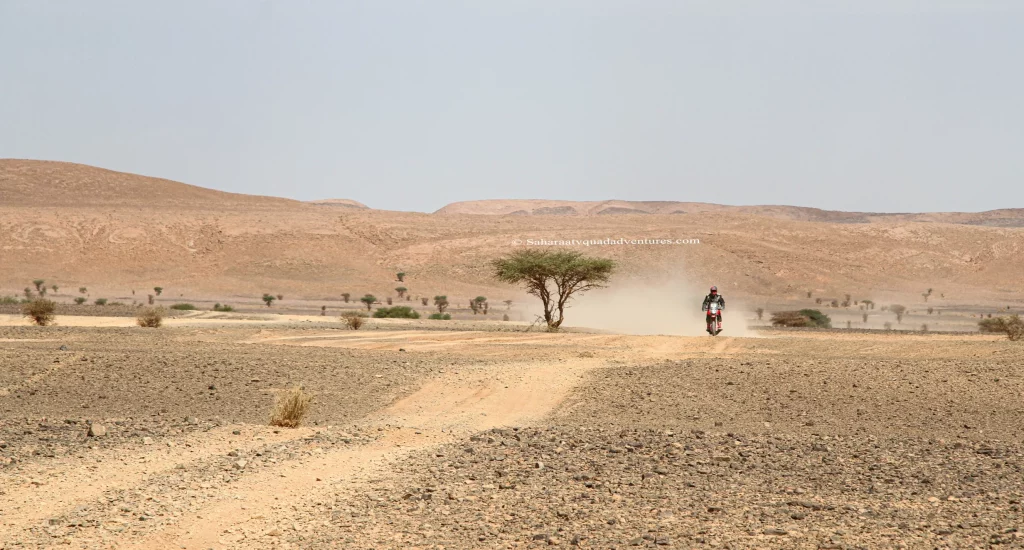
xmin=2 ymin=159 xmax=1022 ymax=305
xmin=435 ymin=199 xmax=1024 ymax=227
xmin=0 ymin=160 xmax=297 ymax=209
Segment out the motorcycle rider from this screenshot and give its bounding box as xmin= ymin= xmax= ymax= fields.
xmin=701 ymin=286 xmax=725 ymax=334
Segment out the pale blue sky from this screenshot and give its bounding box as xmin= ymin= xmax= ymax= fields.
xmin=1 ymin=1 xmax=1021 ymax=213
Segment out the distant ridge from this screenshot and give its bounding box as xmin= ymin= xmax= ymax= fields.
xmin=434 ymin=199 xmax=1024 ymax=227
xmin=308 ymin=199 xmax=369 ymax=209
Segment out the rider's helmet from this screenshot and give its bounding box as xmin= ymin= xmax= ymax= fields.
xmin=710 ymin=286 xmax=717 ymax=294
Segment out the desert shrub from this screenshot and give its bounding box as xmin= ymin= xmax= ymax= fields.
xmin=927 ymin=307 xmax=934 ymax=315
xmin=269 ymin=387 xmax=311 ymax=428
xmin=755 ymin=307 xmax=764 ymax=320
xmin=22 ymin=299 xmax=56 ymax=326
xmin=74 ymin=297 xmax=87 ymax=305
xmin=396 ymin=271 xmax=406 ymax=282
xmin=341 ymin=293 xmax=351 ymax=303
xmin=170 ymin=303 xmax=196 ymax=310
xmin=78 ymin=287 xmax=87 ymax=294
xmin=342 ymin=312 xmax=366 ymax=330
xmin=321 ymin=305 xmax=327 ymax=316
xmin=771 ymin=311 xmax=810 ymax=327
xmin=51 ymin=285 xmax=59 ymax=293
xmin=23 ymin=288 xmax=33 ymax=299
xmin=153 ymin=286 xmax=163 ymax=296
xmin=421 ymin=297 xmax=429 ymax=306
xmin=921 ymin=324 xmax=929 ymax=332
xmin=770 ymin=309 xmax=831 ymax=328
xmin=428 ymin=313 xmax=451 ymax=320
xmin=94 ymin=298 xmax=108 ymax=306
xmin=815 ymin=298 xmax=822 ymax=305
xmin=890 ymin=304 xmax=907 ymax=323
xmin=262 ymin=294 xmax=276 ymax=307
xmin=884 ymin=322 xmax=892 ymax=330
xmin=32 ymin=279 xmax=45 ymax=292
xmin=109 ymin=302 xmax=125 ymax=306
xmin=979 ymin=315 xmax=1024 ymax=341
xmin=799 ymin=309 xmax=832 ymax=328
xmin=0 ymin=296 xmax=18 ymax=305
xmin=276 ymin=294 xmax=284 ymax=301
xmin=386 ymin=297 xmax=393 ymax=305
xmin=136 ymin=307 xmax=165 ymax=328
xmin=806 ymin=291 xmax=812 ymax=298
xmin=373 ymin=306 xmax=420 ymax=319
xmin=503 ymin=313 xmax=510 ymax=321
xmin=862 ymin=313 xmax=868 ymax=323
xmin=830 ymin=300 xmax=839 ymax=308
xmin=213 ymin=303 xmax=234 ymax=312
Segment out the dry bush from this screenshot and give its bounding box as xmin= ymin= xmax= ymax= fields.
xmin=979 ymin=315 xmax=1024 ymax=341
xmin=269 ymin=387 xmax=311 ymax=428
xmin=136 ymin=307 xmax=165 ymax=328
xmin=22 ymin=299 xmax=56 ymax=326
xmin=342 ymin=312 xmax=366 ymax=330
xmin=770 ymin=311 xmax=810 ymax=328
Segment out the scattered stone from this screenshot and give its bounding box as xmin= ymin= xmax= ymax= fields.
xmin=87 ymin=424 xmax=106 ymax=437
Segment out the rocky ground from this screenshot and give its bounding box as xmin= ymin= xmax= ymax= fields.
xmin=1 ymin=323 xmax=1022 ymax=548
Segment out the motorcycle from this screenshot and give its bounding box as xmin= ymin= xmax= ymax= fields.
xmin=705 ymin=302 xmax=722 ymax=336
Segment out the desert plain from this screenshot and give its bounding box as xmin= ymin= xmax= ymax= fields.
xmin=1 ymin=160 xmax=1023 ymax=549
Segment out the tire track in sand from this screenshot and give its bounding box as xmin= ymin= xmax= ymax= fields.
xmin=0 ymin=425 xmax=315 ymax=540
xmin=123 ymin=358 xmax=599 ymax=549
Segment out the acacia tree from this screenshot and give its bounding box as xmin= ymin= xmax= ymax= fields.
xmin=395 ymin=287 xmax=407 ymax=299
xmin=890 ymin=304 xmax=907 ymax=324
xmin=492 ymin=249 xmax=614 ymax=330
xmin=341 ymin=293 xmax=351 ymax=303
xmin=396 ymin=272 xmax=406 ymax=282
xmin=262 ymin=293 xmax=276 ymax=307
xmin=360 ymin=294 xmax=377 ymax=311
xmin=154 ymin=286 xmax=163 ymax=296
xmin=434 ymin=295 xmax=449 ymax=313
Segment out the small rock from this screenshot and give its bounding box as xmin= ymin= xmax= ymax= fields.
xmin=764 ymin=528 xmax=788 ymax=536
xmin=87 ymin=424 xmax=106 ymax=437
xmin=186 ymin=417 xmax=199 ymax=425
xmin=142 ymin=437 xmax=153 ymax=445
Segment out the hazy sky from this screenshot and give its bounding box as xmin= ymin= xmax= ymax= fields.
xmin=2 ymin=1 xmax=1022 ymax=213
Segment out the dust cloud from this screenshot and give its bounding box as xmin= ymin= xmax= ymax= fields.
xmin=566 ymin=281 xmax=759 ymax=337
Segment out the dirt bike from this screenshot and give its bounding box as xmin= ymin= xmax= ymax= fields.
xmin=705 ymin=302 xmax=722 ymax=336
